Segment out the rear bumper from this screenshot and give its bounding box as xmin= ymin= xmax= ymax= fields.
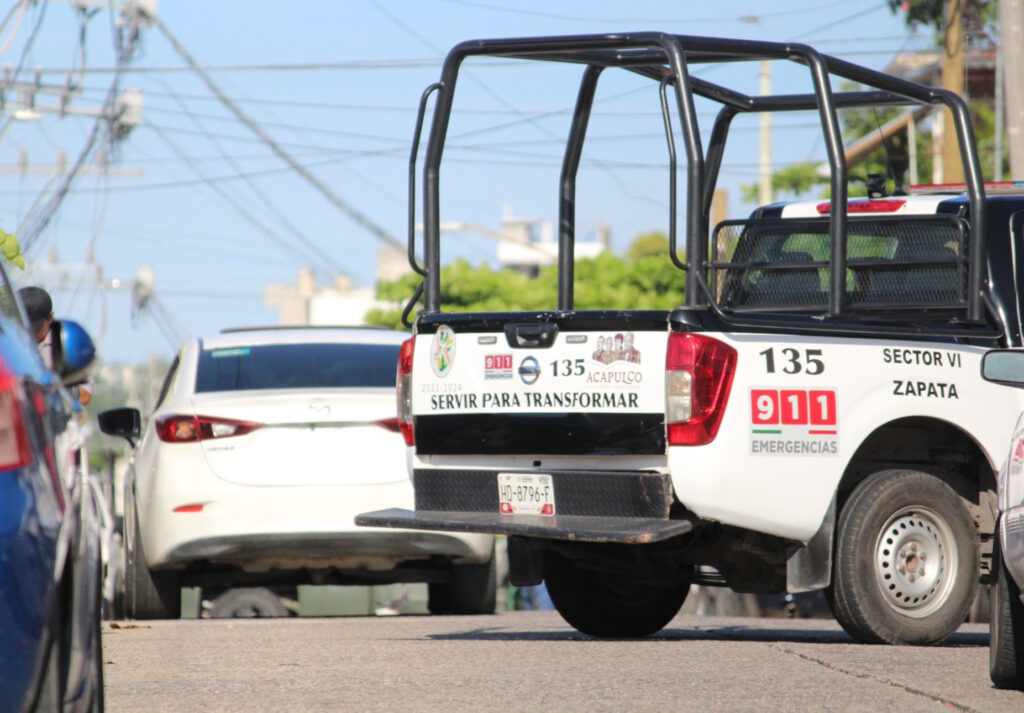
xmin=141 ymin=477 xmax=494 ymax=570
xmin=357 ymin=467 xmax=691 ymax=544
xmin=356 ymin=508 xmax=692 ymax=544
xmin=163 ymin=529 xmax=486 ymax=568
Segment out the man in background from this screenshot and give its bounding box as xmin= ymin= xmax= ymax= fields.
xmin=18 ymin=285 xmax=91 ymax=405
xmin=19 ymin=285 xmax=53 ymax=344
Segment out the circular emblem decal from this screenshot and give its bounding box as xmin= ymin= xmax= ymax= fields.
xmin=518 ymin=356 xmax=541 ymax=385
xmin=430 ymin=325 xmax=456 ymax=378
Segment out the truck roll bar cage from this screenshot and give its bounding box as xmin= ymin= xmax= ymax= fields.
xmin=406 ymin=33 xmax=986 ymax=324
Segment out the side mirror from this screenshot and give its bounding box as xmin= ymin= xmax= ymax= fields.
xmin=98 ymin=407 xmax=141 ymax=447
xmin=50 ymin=319 xmax=96 ymax=387
xmin=981 ymin=349 xmax=1024 ymax=388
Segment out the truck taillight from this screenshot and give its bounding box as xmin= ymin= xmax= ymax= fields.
xmin=665 ymin=333 xmax=737 ymax=446
xmin=397 ymin=337 xmax=415 ymax=446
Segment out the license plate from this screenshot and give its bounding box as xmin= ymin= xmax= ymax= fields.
xmin=497 ymin=473 xmax=555 ymax=516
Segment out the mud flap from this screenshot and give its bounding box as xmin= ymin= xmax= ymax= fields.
xmin=786 ymin=495 xmax=835 ymax=593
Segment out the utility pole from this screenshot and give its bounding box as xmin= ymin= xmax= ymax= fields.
xmin=758 ymin=61 xmax=772 ymax=205
xmin=1001 ymin=0 xmax=1024 ymax=178
xmin=941 ymin=0 xmax=965 ymax=183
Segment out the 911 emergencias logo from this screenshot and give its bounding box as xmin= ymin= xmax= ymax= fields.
xmin=749 ymin=388 xmax=839 ymax=456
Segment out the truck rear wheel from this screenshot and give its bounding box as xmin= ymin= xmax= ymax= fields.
xmin=544 ymin=549 xmax=687 ymax=638
xmin=828 ymin=469 xmax=977 ymax=644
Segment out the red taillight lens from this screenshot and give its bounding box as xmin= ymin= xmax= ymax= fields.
xmin=0 ymin=373 xmax=31 ymax=470
xmin=665 ymin=333 xmax=737 ymax=446
xmin=396 ymin=337 xmax=415 ymax=446
xmin=156 ymin=415 xmax=263 ymax=443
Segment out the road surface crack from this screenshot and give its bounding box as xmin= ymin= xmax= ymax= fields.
xmin=771 ymin=643 xmax=982 ymax=713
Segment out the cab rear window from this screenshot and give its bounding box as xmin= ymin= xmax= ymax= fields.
xmin=712 ymin=216 xmax=966 ymax=311
xmin=195 ymin=342 xmax=399 ymax=392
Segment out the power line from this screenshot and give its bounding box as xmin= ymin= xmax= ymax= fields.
xmin=140 ymin=103 xmax=410 ymax=144
xmin=149 ymin=10 xmax=404 ymax=251
xmin=151 ymin=73 xmax=343 ymax=280
xmin=33 ymin=58 xmax=453 ymax=74
xmin=438 ymin=0 xmax=854 ymax=23
xmin=69 ymin=39 xmax=924 ymax=114
xmin=146 ymin=121 xmax=346 ymax=275
xmin=0 ymin=0 xmax=31 ymax=60
xmin=103 ymin=226 xmax=290 ymax=265
xmin=0 ymin=144 xmax=853 ymax=197
xmin=139 ymin=121 xmax=363 ymax=153
xmin=791 ymin=2 xmax=890 ymax=41
xmin=17 ymin=0 xmax=126 ymax=255
xmin=368 ymin=0 xmax=667 ymax=210
xmin=159 ymin=287 xmax=263 ymax=299
xmin=28 ymin=33 xmax=926 ymax=78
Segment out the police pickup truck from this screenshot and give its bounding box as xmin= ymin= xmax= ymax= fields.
xmin=357 ymin=33 xmax=1024 ymax=644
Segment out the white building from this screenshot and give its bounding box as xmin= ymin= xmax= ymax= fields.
xmin=265 ymin=211 xmax=610 ymax=325
xmin=264 ymin=245 xmax=407 ymax=326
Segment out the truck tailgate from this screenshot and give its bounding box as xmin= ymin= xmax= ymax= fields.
xmin=411 ymin=313 xmax=670 ymax=456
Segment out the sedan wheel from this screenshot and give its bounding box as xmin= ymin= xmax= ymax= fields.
xmin=990 ymin=536 xmax=1024 ymax=689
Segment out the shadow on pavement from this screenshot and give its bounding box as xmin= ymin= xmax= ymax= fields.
xmin=427 ymin=621 xmax=989 ymax=647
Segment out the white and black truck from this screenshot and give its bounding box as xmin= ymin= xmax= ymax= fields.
xmin=357 ymin=33 xmax=1024 ymax=644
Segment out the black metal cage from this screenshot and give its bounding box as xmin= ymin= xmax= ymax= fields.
xmin=406 ymin=33 xmax=987 ymax=326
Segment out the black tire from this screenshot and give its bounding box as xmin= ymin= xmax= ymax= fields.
xmin=31 ymin=633 xmax=62 ymax=713
xmin=428 ymin=544 xmax=497 ymax=615
xmin=124 ymin=496 xmax=180 ymax=620
xmin=87 ymin=562 xmax=105 ymax=712
xmin=209 ymin=588 xmax=289 ymax=619
xmin=828 ymin=469 xmax=977 ymax=645
xmin=33 ymin=572 xmax=68 ymax=713
xmin=990 ymin=535 xmax=1024 ymax=688
xmin=544 ymin=549 xmax=687 ymax=638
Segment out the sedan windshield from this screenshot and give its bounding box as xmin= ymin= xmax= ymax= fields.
xmin=195 ymin=342 xmax=400 ymax=392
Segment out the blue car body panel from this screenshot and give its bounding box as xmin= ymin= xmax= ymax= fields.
xmin=0 ymin=296 xmax=102 ymax=713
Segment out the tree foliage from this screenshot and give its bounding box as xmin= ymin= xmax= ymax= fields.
xmin=743 ymin=89 xmax=1007 ymax=203
xmin=885 ymin=0 xmax=996 ymax=39
xmin=741 ymin=0 xmax=1003 ymax=205
xmin=740 ymin=162 xmax=826 ymax=203
xmin=365 ymin=233 xmax=687 ymax=329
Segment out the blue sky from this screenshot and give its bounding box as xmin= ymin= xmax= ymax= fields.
xmin=0 ymin=0 xmax=933 ymax=364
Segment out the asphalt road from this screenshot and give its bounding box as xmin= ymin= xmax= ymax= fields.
xmin=102 ymin=612 xmax=1024 ymax=713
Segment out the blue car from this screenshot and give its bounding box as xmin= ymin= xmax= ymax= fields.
xmin=0 ymin=282 xmax=102 ymax=712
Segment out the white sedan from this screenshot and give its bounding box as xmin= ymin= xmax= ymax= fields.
xmin=982 ymin=349 xmax=1024 ymax=688
xmin=99 ymin=327 xmax=495 ymax=619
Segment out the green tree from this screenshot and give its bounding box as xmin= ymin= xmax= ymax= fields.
xmin=627 ymin=231 xmax=670 ymax=260
xmin=743 ymin=0 xmax=1003 ymax=204
xmin=740 ymin=162 xmax=827 ymax=203
xmin=366 ymin=233 xmax=688 ymax=328
xmin=885 ymin=0 xmax=995 ymax=39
